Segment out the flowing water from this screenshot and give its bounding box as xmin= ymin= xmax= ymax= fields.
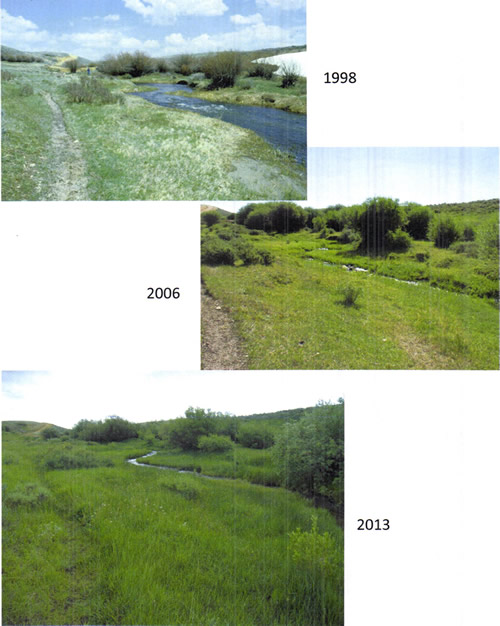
xmin=129 ymin=83 xmax=306 ymax=164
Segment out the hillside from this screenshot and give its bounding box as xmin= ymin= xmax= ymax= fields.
xmin=2 ymin=420 xmax=68 ymax=436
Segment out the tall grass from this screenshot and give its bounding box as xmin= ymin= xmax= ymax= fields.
xmin=3 ymin=434 xmax=343 ymax=625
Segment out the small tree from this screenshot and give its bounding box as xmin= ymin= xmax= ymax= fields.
xmin=64 ymin=58 xmax=79 ymax=73
xmin=357 ymin=197 xmax=406 ymax=254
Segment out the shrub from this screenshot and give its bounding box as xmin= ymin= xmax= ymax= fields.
xmin=198 ymin=434 xmax=234 ymax=453
xmin=155 ymin=57 xmax=170 ymax=73
xmin=64 ymin=58 xmax=79 ymax=73
xmin=339 ymin=284 xmax=361 ymax=307
xmin=237 ymin=425 xmax=274 ymax=449
xmin=65 ymin=77 xmax=123 ymax=104
xmin=172 ymin=54 xmax=196 ymax=75
xmin=406 ymin=205 xmax=431 ymax=239
xmin=1 ymin=70 xmax=14 ymax=81
xmin=357 ymin=197 xmax=406 ymax=254
xmin=42 ymin=426 xmax=61 ymax=440
xmin=269 ymin=202 xmax=307 ymax=233
xmin=280 ymin=61 xmax=300 ymax=88
xmin=201 ymin=238 xmax=236 ymax=265
xmin=429 ymin=215 xmax=460 ymax=248
xmin=462 ymin=225 xmax=476 ymax=241
xmin=385 ymin=228 xmax=412 ymax=252
xmin=72 ymin=416 xmax=138 ymax=442
xmin=202 ymin=51 xmax=243 ymax=88
xmin=128 ymin=51 xmax=154 ymax=77
xmin=338 ymin=227 xmax=360 ymax=244
xmin=289 ymin=515 xmax=341 ymax=578
xmin=248 ymin=62 xmax=277 ymax=79
xmin=201 ymin=210 xmax=220 ymax=227
xmin=449 ymin=241 xmax=479 ymax=257
xmin=168 ymin=408 xmax=217 ymax=451
xmin=477 ymin=215 xmax=499 ymax=260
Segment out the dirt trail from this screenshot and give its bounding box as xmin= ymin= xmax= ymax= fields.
xmin=201 ymin=284 xmax=248 ymax=370
xmin=43 ymin=93 xmax=89 ymax=201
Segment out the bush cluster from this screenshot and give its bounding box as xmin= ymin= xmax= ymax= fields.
xmin=237 ymin=202 xmax=307 ymax=234
xmin=72 ymin=416 xmax=138 ymax=443
xmin=43 ymin=450 xmax=113 ymax=470
xmin=247 ymin=62 xmax=278 ymax=79
xmin=237 ymin=425 xmax=274 ymax=449
xmin=198 ymin=434 xmax=234 ymax=453
xmin=65 ymin=77 xmax=123 ymax=104
xmin=201 ymin=51 xmax=243 ymax=88
xmin=280 ymin=61 xmax=300 ymax=88
xmin=98 ymin=51 xmax=154 ymax=77
xmin=429 ymin=215 xmax=461 ymax=248
xmin=64 ymin=58 xmax=79 ymax=73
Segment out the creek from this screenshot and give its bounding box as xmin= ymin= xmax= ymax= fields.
xmin=129 ymin=83 xmax=306 ymax=164
xmin=128 ymin=451 xmax=223 ymax=481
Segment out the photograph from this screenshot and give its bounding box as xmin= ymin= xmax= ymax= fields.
xmin=1 ymin=0 xmax=306 ymax=201
xmin=201 ymin=148 xmax=499 ymax=370
xmin=2 ymin=370 xmax=344 ymax=626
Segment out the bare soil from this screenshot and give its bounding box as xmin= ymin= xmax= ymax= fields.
xmin=43 ymin=93 xmax=89 ymax=201
xmin=201 ymin=284 xmax=248 ymax=370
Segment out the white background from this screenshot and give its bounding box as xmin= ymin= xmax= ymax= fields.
xmin=1 ymin=0 xmax=500 ymax=624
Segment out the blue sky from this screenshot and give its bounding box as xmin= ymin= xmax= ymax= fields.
xmin=2 ymin=371 xmax=342 ymax=428
xmin=307 ymin=148 xmax=499 ymax=207
xmin=1 ymin=0 xmax=305 ymax=60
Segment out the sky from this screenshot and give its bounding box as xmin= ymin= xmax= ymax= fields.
xmin=2 ymin=370 xmax=343 ymax=429
xmin=1 ymin=0 xmax=305 ymax=60
xmin=307 ymin=148 xmax=499 ymax=208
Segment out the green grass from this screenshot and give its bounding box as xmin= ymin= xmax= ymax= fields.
xmin=1 ymin=64 xmax=54 ymax=200
xmin=138 ymin=445 xmax=280 ymax=485
xmin=202 ymin=230 xmax=499 ymax=369
xmin=3 ymin=434 xmax=343 ymax=625
xmin=1 ymin=62 xmax=306 ymax=200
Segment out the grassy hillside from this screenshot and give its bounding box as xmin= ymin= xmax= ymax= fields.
xmin=3 ymin=412 xmax=343 ymax=625
xmin=201 ymin=201 xmax=499 ymax=369
xmin=2 ymin=421 xmax=68 ymax=436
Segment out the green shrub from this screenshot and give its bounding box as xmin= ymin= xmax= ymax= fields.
xmin=155 ymin=57 xmax=170 ymax=73
xmin=237 ymin=425 xmax=274 ymax=449
xmin=339 ymin=284 xmax=361 ymax=307
xmin=1 ymin=69 xmax=14 ymax=81
xmin=98 ymin=51 xmax=153 ymax=77
xmin=202 ymin=51 xmax=243 ymax=88
xmin=386 ymin=228 xmax=412 ymax=252
xmin=168 ymin=408 xmax=217 ymax=451
xmin=172 ymin=54 xmax=196 ymax=75
xmin=429 ymin=215 xmax=460 ymax=248
xmin=42 ymin=426 xmax=60 ymax=440
xmin=201 ymin=238 xmax=236 ymax=265
xmin=65 ymin=77 xmax=123 ymax=104
xmin=72 ymin=416 xmax=138 ymax=442
xmin=289 ymin=515 xmax=341 ymax=578
xmin=406 ymin=204 xmax=431 ymax=239
xmin=338 ymin=227 xmax=360 ymax=244
xmin=280 ymin=61 xmax=300 ymax=88
xmin=358 ymin=197 xmax=407 ymax=254
xmin=248 ymin=62 xmax=277 ymax=79
xmin=198 ymin=434 xmax=234 ymax=453
xmin=449 ymin=241 xmax=479 ymax=257
xmin=476 ymin=215 xmax=499 ymax=260
xmin=462 ymin=225 xmax=476 ymax=241
xmin=201 ymin=210 xmax=220 ymax=227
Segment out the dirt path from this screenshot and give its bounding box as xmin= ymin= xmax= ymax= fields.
xmin=43 ymin=93 xmax=89 ymax=201
xmin=201 ymin=284 xmax=248 ymax=370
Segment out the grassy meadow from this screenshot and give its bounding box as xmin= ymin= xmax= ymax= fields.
xmin=201 ymin=201 xmax=499 ymax=369
xmin=1 ymin=53 xmax=306 ymax=201
xmin=2 ymin=408 xmax=344 ymax=626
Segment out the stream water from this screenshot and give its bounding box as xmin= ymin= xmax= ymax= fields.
xmin=128 ymin=451 xmax=223 ymax=480
xmin=129 ymin=83 xmax=306 ymax=164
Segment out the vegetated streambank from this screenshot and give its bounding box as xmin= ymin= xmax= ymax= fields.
xmin=129 ymin=83 xmax=306 ymax=164
xmin=1 ymin=63 xmax=306 ymax=200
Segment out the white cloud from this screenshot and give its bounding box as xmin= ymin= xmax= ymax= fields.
xmin=230 ymin=13 xmax=263 ymax=25
xmin=0 ymin=9 xmax=51 ymax=46
xmin=104 ymin=14 xmax=121 ymax=22
xmin=59 ymin=30 xmax=156 ymax=58
xmin=123 ymin=0 xmax=228 ymax=25
xmin=256 ymin=0 xmax=305 ymax=9
xmin=163 ymin=20 xmax=302 ymax=55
